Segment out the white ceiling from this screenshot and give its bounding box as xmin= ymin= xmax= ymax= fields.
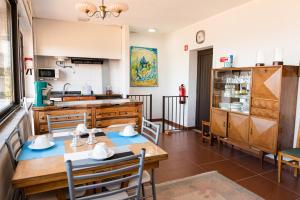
xmin=31 ymin=0 xmax=253 ymax=33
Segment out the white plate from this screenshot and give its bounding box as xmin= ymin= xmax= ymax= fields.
xmin=119 ymin=131 xmax=138 ymax=137
xmin=28 ymin=141 xmax=55 ymax=150
xmin=88 ymin=149 xmax=115 ymax=160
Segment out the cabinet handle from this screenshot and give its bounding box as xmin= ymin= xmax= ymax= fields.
xmin=223 ymin=122 xmax=226 ymax=127
xmin=228 ymin=122 xmax=230 ymax=129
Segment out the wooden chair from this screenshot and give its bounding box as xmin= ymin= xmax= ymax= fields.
xmin=278 ymin=124 xmax=300 ymax=183
xmin=201 ymin=121 xmax=212 ymax=145
xmin=47 ymin=113 xmax=87 ymax=134
xmin=5 ymin=128 xmax=24 ymax=169
xmin=65 ymin=149 xmax=146 ymax=200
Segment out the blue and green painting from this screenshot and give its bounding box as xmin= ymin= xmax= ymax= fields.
xmin=130 ymin=46 xmax=158 ymax=87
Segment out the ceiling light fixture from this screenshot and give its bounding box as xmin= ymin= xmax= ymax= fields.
xmin=148 ymin=28 xmax=156 ymax=33
xmin=75 ymin=0 xmax=129 ymax=20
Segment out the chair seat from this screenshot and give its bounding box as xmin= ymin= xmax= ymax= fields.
xmin=94 ymin=192 xmax=128 ymax=200
xmin=281 ymin=148 xmax=300 ymax=158
xmin=129 ymin=170 xmax=151 ymax=186
xmin=106 ymin=170 xmax=151 ymax=191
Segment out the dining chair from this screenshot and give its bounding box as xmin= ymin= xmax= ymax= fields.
xmin=278 ymin=123 xmax=300 ymax=183
xmin=47 ymin=113 xmax=87 ymax=134
xmin=5 ymin=128 xmax=24 ymax=169
xmin=65 ymin=149 xmax=146 ymax=200
xmin=133 ymin=117 xmax=160 ymax=200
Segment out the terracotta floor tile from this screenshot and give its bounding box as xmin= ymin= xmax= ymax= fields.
xmin=238 ymin=175 xmax=300 ymax=200
xmin=232 ymin=155 xmax=275 ymax=173
xmin=200 ymin=159 xmax=256 ymax=181
xmin=156 ymin=130 xmax=300 ymax=198
xmin=261 ymin=169 xmax=300 ymax=195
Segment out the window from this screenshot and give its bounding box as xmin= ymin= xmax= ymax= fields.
xmin=0 ymin=0 xmax=20 ymax=122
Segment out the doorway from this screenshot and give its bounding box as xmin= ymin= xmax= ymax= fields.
xmin=195 ymin=48 xmax=213 ymax=129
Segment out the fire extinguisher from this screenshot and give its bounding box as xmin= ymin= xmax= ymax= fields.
xmin=179 ymin=84 xmax=186 ymax=104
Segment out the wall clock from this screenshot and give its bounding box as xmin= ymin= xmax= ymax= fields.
xmin=196 ymin=30 xmax=205 ymax=44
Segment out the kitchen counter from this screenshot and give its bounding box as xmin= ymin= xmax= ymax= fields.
xmin=32 ymin=99 xmax=143 ymax=135
xmin=32 ymin=99 xmax=142 ymax=110
xmin=50 ymin=91 xmax=122 ymax=100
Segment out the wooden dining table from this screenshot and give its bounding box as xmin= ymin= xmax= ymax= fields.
xmin=12 ymin=127 xmax=168 ymax=200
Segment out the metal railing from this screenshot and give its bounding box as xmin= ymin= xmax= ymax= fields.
xmin=162 ymin=96 xmax=188 ymax=133
xmin=127 ymin=94 xmax=152 ymax=121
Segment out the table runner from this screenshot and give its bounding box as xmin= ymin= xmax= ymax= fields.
xmin=64 ymin=146 xmax=133 ymax=166
xmin=106 ymin=132 xmax=148 ymax=146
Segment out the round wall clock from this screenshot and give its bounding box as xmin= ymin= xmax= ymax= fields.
xmin=196 ymin=30 xmax=205 ymax=44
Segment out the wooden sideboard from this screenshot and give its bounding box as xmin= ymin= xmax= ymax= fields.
xmin=210 ymin=66 xmax=299 ymax=160
xmin=32 ymin=100 xmax=143 ymax=135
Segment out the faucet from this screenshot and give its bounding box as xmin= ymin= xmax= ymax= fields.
xmin=63 ymin=83 xmax=71 ymax=95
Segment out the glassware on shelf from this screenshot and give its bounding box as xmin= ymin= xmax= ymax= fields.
xmin=213 ymin=69 xmax=251 ymax=114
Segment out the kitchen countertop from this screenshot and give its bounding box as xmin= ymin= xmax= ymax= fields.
xmin=32 ymin=99 xmax=142 ymax=111
xmin=50 ymin=91 xmax=122 ymax=98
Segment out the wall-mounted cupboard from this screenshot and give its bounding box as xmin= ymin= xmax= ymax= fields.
xmin=210 ymin=66 xmax=299 ymax=162
xmin=33 ymin=19 xmax=122 ymax=59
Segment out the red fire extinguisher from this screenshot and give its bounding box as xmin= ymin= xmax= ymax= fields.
xmin=179 ymin=84 xmax=186 ymax=104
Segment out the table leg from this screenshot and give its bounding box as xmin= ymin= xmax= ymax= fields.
xmin=151 ymin=169 xmax=157 ymax=200
xmin=277 ymin=153 xmax=282 ymax=183
xmin=294 ymin=161 xmax=299 ymax=177
xmin=56 ymin=189 xmax=66 ymax=200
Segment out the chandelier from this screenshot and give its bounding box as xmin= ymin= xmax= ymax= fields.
xmin=75 ymin=0 xmax=129 ymax=20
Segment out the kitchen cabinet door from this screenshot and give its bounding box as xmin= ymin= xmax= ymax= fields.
xmin=211 ymin=108 xmax=227 ymax=137
xmin=249 ymin=116 xmax=278 ymax=154
xmin=228 ymin=113 xmax=249 ymax=144
xmin=252 ymin=67 xmax=282 ymax=100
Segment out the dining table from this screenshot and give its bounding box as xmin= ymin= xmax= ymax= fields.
xmin=12 ymin=126 xmax=168 ymax=200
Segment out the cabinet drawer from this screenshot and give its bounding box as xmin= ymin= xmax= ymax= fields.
xmin=96 ymin=108 xmax=117 ymax=119
xmin=96 ymin=107 xmax=138 ymax=119
xmin=39 ymin=121 xmax=92 ymax=133
xmin=38 ymin=109 xmax=92 ymax=123
xmin=251 ymin=107 xmax=279 ymax=119
xmin=118 ymin=107 xmax=138 ymax=117
xmin=96 ymin=118 xmax=138 ymax=128
xmin=251 ymin=99 xmax=279 ymax=110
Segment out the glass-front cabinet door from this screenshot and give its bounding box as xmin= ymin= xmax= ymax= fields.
xmin=212 ymin=69 xmax=251 ymax=114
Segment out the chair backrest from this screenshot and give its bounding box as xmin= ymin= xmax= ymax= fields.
xmin=5 ymin=128 xmax=24 ymax=168
xmin=47 ymin=113 xmax=87 ymax=134
xmin=141 ymin=117 xmax=160 ymax=145
xmin=65 ymin=149 xmax=146 ymax=200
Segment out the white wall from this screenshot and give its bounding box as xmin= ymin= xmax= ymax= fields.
xmin=129 ymin=32 xmax=168 ymax=119
xmin=164 ymin=0 xmax=300 ymax=146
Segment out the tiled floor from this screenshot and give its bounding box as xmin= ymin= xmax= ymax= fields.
xmin=155 ymin=130 xmax=300 ymax=200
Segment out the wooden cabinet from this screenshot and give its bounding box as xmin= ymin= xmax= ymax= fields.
xmin=210 ymin=65 xmax=298 ymax=156
xmin=211 ymin=108 xmax=227 ymax=137
xmin=249 ymin=116 xmax=278 ymax=154
xmin=228 ymin=113 xmax=249 ymax=144
xmin=33 ymin=102 xmax=142 ymax=135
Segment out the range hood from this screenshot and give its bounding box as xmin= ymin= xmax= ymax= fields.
xmin=70 ymin=57 xmax=105 ymax=65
